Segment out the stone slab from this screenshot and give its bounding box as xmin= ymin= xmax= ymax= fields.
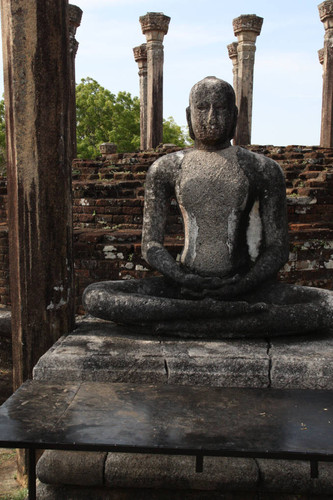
xmin=270 ymin=332 xmax=333 ymax=389
xmin=34 ymin=317 xmax=333 ymax=390
xmin=161 ymin=338 xmax=268 ymax=387
xmin=37 ymin=450 xmax=107 ymax=486
xmin=36 ymin=451 xmax=333 ymax=496
xmin=36 ymin=483 xmax=259 ymax=500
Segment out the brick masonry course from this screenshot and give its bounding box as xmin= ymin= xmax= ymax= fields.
xmin=0 ymin=144 xmax=332 ymax=311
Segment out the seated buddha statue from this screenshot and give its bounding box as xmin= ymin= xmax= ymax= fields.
xmin=83 ymin=76 xmax=333 ymax=338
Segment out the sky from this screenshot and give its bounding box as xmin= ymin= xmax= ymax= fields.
xmin=0 ymin=0 xmax=326 ymax=146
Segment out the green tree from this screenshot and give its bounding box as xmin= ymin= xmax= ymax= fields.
xmin=76 ymin=77 xmax=191 ymax=159
xmin=163 ymin=116 xmax=192 ymax=147
xmin=76 ymin=77 xmax=140 ymax=158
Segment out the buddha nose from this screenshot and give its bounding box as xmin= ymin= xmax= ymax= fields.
xmin=208 ymin=105 xmax=217 ymax=125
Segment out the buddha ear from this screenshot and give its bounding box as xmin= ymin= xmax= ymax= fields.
xmin=186 ymin=106 xmax=195 ymax=140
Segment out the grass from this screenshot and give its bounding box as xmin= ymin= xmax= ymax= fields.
xmin=0 ymin=450 xmax=15 ymax=465
xmin=0 ymin=489 xmax=28 ymax=500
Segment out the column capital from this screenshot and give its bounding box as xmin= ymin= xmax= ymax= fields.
xmin=140 ymin=12 xmax=170 ymax=42
xmin=68 ymin=4 xmax=83 ymax=30
xmin=318 ymin=47 xmax=324 ymax=64
xmin=227 ymin=42 xmax=238 ymax=60
xmin=318 ymin=1 xmax=333 ymax=26
xmin=233 ymin=14 xmax=263 ymax=40
xmin=133 ymin=43 xmax=147 ymax=63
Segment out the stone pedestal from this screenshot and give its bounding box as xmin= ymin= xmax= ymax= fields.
xmin=68 ymin=4 xmax=83 ymax=160
xmin=139 ymin=12 xmax=170 ymax=149
xmin=232 ymin=14 xmax=263 ymax=145
xmin=318 ymin=1 xmax=333 ymax=147
xmin=133 ymin=44 xmax=148 ymax=151
xmin=34 ymin=317 xmax=333 ymax=498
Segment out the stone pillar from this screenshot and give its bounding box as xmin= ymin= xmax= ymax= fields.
xmin=232 ymin=14 xmax=263 ymax=145
xmin=139 ymin=12 xmax=170 ymax=149
xmin=227 ymin=42 xmax=239 ymax=106
xmin=68 ymin=4 xmax=82 ymax=160
xmin=133 ymin=43 xmax=148 ymax=150
xmin=318 ymin=1 xmax=333 ymax=147
xmin=318 ymin=47 xmax=324 ymax=66
xmin=0 ymin=0 xmax=74 ymax=391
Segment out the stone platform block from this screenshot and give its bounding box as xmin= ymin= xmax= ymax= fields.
xmin=34 ymin=317 xmax=333 ymax=498
xmin=36 ymin=451 xmax=333 ymax=498
xmin=270 ymin=334 xmax=333 ymax=389
xmin=34 ymin=317 xmax=333 ymax=390
xmin=37 ymin=483 xmax=260 ymax=499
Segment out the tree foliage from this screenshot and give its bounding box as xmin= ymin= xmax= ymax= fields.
xmin=76 ymin=77 xmax=140 ymax=158
xmin=76 ymin=77 xmax=191 ymax=159
xmin=163 ymin=116 xmax=191 ymax=147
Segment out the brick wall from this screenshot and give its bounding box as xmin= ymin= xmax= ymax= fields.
xmin=0 ymin=144 xmax=332 ymax=311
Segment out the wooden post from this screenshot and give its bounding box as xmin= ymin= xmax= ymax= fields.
xmin=0 ymin=0 xmax=75 ymax=392
xmin=140 ymin=12 xmax=170 ymax=149
xmin=318 ymin=1 xmax=333 ymax=147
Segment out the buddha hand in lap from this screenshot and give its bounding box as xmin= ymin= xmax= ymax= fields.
xmin=83 ymin=76 xmax=333 ymax=338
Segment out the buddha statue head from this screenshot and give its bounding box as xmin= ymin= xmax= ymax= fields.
xmin=186 ymin=76 xmax=238 ymax=150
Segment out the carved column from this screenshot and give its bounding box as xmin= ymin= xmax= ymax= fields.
xmin=133 ymin=43 xmax=148 ymax=150
xmin=232 ymin=14 xmax=263 ymax=145
xmin=68 ymin=4 xmax=82 ymax=160
xmin=318 ymin=1 xmax=333 ymax=147
xmin=0 ymin=0 xmax=74 ymax=390
xmin=227 ymin=42 xmax=239 ymax=107
xmin=139 ymin=12 xmax=170 ymax=149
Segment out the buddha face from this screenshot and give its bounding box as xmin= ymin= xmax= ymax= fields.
xmin=187 ymin=77 xmax=237 ymax=147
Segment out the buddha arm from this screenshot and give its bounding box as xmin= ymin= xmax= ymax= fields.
xmin=141 ymin=153 xmax=189 ymax=283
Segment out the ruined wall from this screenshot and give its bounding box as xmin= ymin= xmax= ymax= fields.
xmin=0 ymin=144 xmax=332 ymax=311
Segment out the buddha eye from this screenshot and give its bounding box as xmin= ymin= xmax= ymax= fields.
xmin=196 ymin=103 xmax=209 ymax=111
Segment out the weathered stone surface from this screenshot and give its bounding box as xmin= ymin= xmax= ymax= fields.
xmin=161 ymin=339 xmax=269 ymax=387
xmin=227 ymin=41 xmax=239 ymax=101
xmin=133 ymin=43 xmax=148 ymax=150
xmin=83 ymin=77 xmax=333 ymax=338
xmin=33 ymin=318 xmax=333 ymax=390
xmin=257 ymin=459 xmax=311 ymax=493
xmin=33 ymin=321 xmax=166 ymax=384
xmin=319 ymin=1 xmax=333 ymax=147
xmin=0 ymin=0 xmax=75 ymax=392
xmin=36 ymin=450 xmax=333 ymax=496
xmin=68 ymin=4 xmax=82 ymax=160
xmin=232 ymin=15 xmax=263 ymax=145
xmin=100 ymin=143 xmax=117 ymax=156
xmin=257 ymin=459 xmax=333 ymax=495
xmin=104 ymin=454 xmax=258 ymax=490
xmin=270 ymin=332 xmax=333 ymax=388
xmin=37 ymin=482 xmax=259 ymax=499
xmin=312 ymin=462 xmax=333 ymax=495
xmin=139 ymin=12 xmax=170 ymax=148
xmin=37 ymin=450 xmax=107 ymax=486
